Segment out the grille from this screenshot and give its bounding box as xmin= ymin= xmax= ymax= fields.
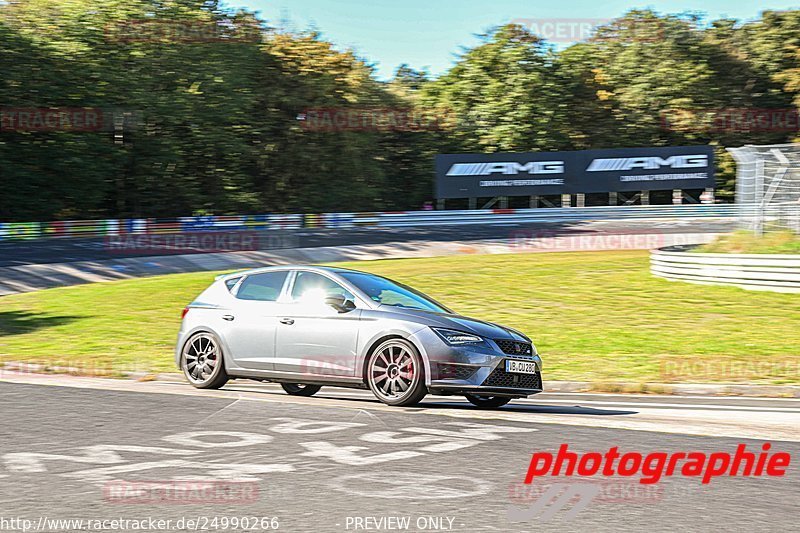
xmin=494 ymin=339 xmax=533 ymax=356
xmin=482 ymin=367 xmax=542 ymax=389
xmin=437 ymin=363 xmax=478 ymax=380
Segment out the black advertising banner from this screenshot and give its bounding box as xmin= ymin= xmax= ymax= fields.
xmin=435 ymin=145 xmax=715 ymax=198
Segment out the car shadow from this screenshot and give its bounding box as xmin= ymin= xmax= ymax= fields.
xmin=0 ymin=310 xmax=83 ymax=336
xmin=222 ymin=384 xmax=638 ymax=416
xmin=413 ymin=400 xmax=638 ymax=416
xmin=309 ymin=391 xmax=639 ymax=416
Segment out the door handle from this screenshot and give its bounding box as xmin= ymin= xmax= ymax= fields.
xmin=222 ymin=315 xmax=235 ymax=321
xmin=280 ymin=318 xmax=295 ymax=325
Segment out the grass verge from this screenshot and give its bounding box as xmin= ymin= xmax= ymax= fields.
xmin=694 ymin=230 xmax=800 ymax=254
xmin=1 ymin=250 xmax=798 ymax=384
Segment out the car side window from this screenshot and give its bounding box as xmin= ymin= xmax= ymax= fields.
xmin=236 ymin=271 xmax=288 ymax=301
xmin=224 ymin=276 xmax=242 ymax=292
xmin=290 ymin=272 xmax=353 ymax=302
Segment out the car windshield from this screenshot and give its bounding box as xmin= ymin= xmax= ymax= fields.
xmin=339 ymin=272 xmax=450 ymax=313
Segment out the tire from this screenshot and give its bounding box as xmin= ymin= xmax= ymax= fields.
xmin=465 ymin=394 xmax=511 ymax=409
xmin=181 ymin=332 xmax=229 ymax=389
xmin=366 ymin=338 xmax=427 ymax=407
xmin=281 ymin=383 xmax=322 ymax=397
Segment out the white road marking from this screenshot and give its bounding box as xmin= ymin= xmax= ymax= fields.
xmin=331 ymin=472 xmax=492 ymax=500
xmin=2 ymin=372 xmax=799 ymax=441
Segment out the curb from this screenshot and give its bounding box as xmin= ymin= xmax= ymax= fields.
xmin=1 ymin=363 xmax=797 ymax=398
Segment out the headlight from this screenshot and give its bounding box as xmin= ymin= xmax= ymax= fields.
xmin=432 ymin=328 xmax=485 ymax=345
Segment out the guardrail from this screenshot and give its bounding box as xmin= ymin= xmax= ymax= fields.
xmin=0 ymin=204 xmax=776 ymax=242
xmin=651 ymin=245 xmax=800 ymax=293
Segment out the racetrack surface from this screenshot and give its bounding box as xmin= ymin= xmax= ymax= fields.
xmin=1 ymin=374 xmax=797 ymax=532
xmin=0 ymin=218 xmax=734 ymax=267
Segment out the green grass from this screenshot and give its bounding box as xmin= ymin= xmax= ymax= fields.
xmin=1 ymin=250 xmax=799 ymax=384
xmin=695 ymin=230 xmax=800 ymax=254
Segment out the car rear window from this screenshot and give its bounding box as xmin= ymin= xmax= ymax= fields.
xmin=236 ymin=271 xmax=288 ymax=301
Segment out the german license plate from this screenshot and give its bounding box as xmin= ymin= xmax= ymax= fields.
xmin=505 ymin=359 xmax=537 ymax=374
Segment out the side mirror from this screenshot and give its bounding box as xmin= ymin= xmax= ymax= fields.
xmin=325 ymin=294 xmax=356 ymax=313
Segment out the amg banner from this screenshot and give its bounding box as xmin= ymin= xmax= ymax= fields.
xmin=435 ymin=145 xmax=715 ymax=198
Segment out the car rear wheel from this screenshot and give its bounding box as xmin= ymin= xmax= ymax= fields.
xmin=281 ymin=383 xmax=322 ymax=396
xmin=464 ymin=394 xmax=511 ymax=409
xmin=181 ymin=332 xmax=229 ymax=389
xmin=366 ymin=338 xmax=427 ymax=407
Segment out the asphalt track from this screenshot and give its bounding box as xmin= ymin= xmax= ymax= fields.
xmin=1 ymin=373 xmax=798 ymax=532
xmin=0 ymin=219 xmax=734 ymax=267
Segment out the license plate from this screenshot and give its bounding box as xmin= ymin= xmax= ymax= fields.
xmin=505 ymin=359 xmax=537 ymax=374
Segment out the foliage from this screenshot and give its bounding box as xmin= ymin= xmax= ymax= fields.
xmin=1 ymin=3 xmax=799 ymax=220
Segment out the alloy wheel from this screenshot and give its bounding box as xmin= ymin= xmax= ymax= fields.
xmin=367 ymin=339 xmax=426 ymax=406
xmin=182 ymin=333 xmax=223 ymax=386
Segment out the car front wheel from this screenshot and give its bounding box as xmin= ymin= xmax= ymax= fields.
xmin=464 ymin=394 xmax=511 ymax=409
xmin=366 ymin=338 xmax=427 ymax=407
xmin=181 ymin=332 xmax=229 ymax=389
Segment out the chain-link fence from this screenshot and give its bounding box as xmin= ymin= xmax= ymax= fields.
xmin=728 ymin=143 xmax=800 ymax=235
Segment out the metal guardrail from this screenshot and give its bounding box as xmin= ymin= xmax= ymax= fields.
xmin=0 ymin=204 xmax=776 ymax=242
xmin=651 ymin=246 xmax=800 ymax=293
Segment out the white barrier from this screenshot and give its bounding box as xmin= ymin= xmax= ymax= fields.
xmin=651 ymin=246 xmax=800 ymax=293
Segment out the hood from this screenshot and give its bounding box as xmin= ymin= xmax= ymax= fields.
xmin=379 ymin=306 xmax=530 ymax=342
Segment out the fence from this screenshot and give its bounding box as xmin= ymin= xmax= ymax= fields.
xmin=651 ymin=245 xmax=800 ymax=293
xmin=0 ymin=204 xmax=775 ymax=242
xmin=729 ymin=143 xmax=800 ymax=235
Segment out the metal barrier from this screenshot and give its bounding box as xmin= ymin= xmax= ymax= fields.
xmin=651 ymin=246 xmax=800 ymax=293
xmin=0 ymin=204 xmax=773 ymax=242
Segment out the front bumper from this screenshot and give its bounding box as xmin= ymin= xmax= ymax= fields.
xmin=428 ymin=363 xmax=543 ymax=398
xmin=410 ymin=328 xmax=543 ymax=398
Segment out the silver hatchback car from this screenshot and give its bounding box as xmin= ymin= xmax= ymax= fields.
xmin=175 ymin=266 xmax=543 ymax=407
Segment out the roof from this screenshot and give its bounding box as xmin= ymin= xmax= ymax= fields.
xmin=214 ymin=264 xmax=364 ymax=281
